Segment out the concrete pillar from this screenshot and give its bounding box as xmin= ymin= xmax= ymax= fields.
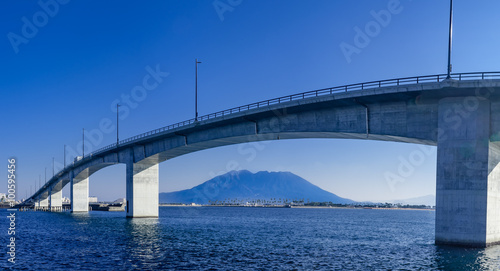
xmin=70 ymin=171 xmax=89 ymax=212
xmin=49 ymin=181 xmax=63 ymax=212
xmin=39 ymin=196 xmax=49 ymax=211
xmin=126 ymin=158 xmax=159 ymax=218
xmin=436 ymin=97 xmax=500 ymax=247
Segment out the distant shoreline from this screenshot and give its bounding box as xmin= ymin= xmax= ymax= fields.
xmin=1 ymin=204 xmax=434 ymax=211
xmin=291 ymin=206 xmax=434 ymax=211
xmin=159 ymin=204 xmax=434 ymax=211
xmin=160 ymin=204 xmax=202 ymax=207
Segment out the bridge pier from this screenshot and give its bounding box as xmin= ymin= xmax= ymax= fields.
xmin=37 ymin=196 xmax=49 ymax=211
xmin=49 ymin=181 xmax=63 ymax=212
xmin=436 ymin=97 xmax=500 ymax=247
xmin=126 ymin=159 xmax=159 ymax=218
xmin=70 ymin=171 xmax=89 ymax=212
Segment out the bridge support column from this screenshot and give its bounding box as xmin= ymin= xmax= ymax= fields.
xmin=436 ymin=97 xmax=500 ymax=247
xmin=39 ymin=197 xmax=49 ymax=211
xmin=70 ymin=171 xmax=89 ymax=212
xmin=49 ymin=182 xmax=63 ymax=212
xmin=126 ymin=159 xmax=159 ymax=218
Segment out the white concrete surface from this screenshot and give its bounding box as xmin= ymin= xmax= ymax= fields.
xmin=49 ymin=181 xmax=63 ymax=211
xmin=436 ymin=97 xmax=500 ymax=247
xmin=126 ymin=153 xmax=159 ymax=218
xmin=70 ymin=170 xmax=89 ymax=212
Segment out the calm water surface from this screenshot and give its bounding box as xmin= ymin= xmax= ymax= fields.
xmin=1 ymin=207 xmax=500 ymax=270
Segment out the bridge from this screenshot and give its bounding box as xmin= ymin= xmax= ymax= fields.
xmin=21 ymin=71 xmax=500 ymax=247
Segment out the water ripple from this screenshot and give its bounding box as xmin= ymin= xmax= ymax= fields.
xmin=1 ymin=208 xmax=499 ymax=270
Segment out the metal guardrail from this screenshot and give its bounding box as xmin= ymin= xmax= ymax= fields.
xmin=24 ymin=71 xmax=500 ymax=203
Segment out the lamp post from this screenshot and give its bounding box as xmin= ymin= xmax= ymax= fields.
xmin=82 ymin=128 xmax=85 ymax=157
xmin=64 ymin=144 xmax=66 ymax=168
xmin=117 ymin=103 xmax=121 ymax=146
xmin=195 ymin=59 xmax=201 ymax=120
xmin=446 ymin=0 xmax=453 ymax=79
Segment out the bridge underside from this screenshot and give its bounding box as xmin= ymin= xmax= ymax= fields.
xmin=147 ymin=132 xmax=435 ymax=163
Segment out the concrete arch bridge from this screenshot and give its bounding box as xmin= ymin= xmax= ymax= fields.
xmin=23 ymin=72 xmax=500 ymax=247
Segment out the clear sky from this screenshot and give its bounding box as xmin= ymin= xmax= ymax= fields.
xmin=2 ymin=0 xmax=500 ymax=202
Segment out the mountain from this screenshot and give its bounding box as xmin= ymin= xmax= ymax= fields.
xmin=389 ymin=195 xmax=436 ymax=206
xmin=159 ymin=170 xmax=355 ymax=205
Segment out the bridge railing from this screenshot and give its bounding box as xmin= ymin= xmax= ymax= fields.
xmin=89 ymin=71 xmax=500 ymax=157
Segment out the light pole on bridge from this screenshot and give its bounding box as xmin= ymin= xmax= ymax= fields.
xmin=117 ymin=103 xmax=121 ymax=146
xmin=64 ymin=144 xmax=66 ymax=168
xmin=82 ymin=128 xmax=85 ymax=157
xmin=446 ymin=0 xmax=453 ymax=79
xmin=195 ymin=58 xmax=201 ymax=121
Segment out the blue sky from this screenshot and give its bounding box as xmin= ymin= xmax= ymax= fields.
xmin=1 ymin=0 xmax=500 ymax=202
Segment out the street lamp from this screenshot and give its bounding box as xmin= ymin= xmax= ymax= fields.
xmin=117 ymin=103 xmax=121 ymax=146
xmin=82 ymin=128 xmax=85 ymax=157
xmin=446 ymin=0 xmax=453 ymax=79
xmin=195 ymin=59 xmax=201 ymax=120
xmin=64 ymin=144 xmax=66 ymax=168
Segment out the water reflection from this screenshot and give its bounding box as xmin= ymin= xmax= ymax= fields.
xmin=124 ymin=218 xmax=163 ymax=269
xmin=4 ymin=208 xmax=500 ymax=270
xmin=434 ymin=245 xmax=500 ymax=270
